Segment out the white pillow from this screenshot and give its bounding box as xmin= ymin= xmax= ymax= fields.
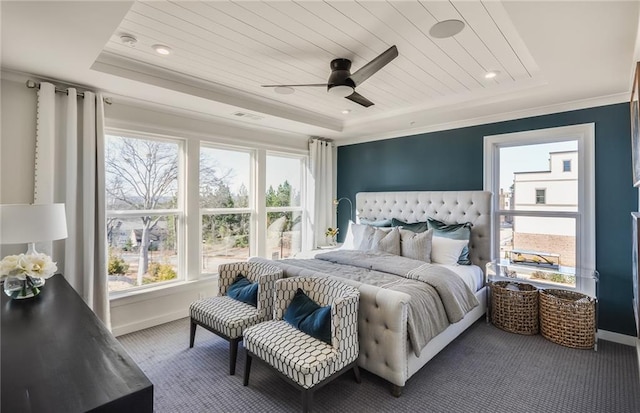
xmin=431 ymin=237 xmax=468 ymax=265
xmin=339 ymin=221 xmax=354 ymax=249
xmin=340 ymin=221 xmax=370 ymax=250
xmin=400 ymin=229 xmax=433 ymax=262
xmin=355 ymin=225 xmax=376 ymax=250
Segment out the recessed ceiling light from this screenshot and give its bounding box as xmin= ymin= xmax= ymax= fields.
xmin=274 ymin=86 xmax=295 ymax=95
xmin=341 ymin=109 xmax=351 ymax=115
xmin=429 ymin=19 xmax=465 ymax=39
xmin=120 ymin=34 xmax=137 ymax=47
xmin=152 ymin=44 xmax=172 ymax=55
xmin=484 ymin=70 xmax=500 ymax=79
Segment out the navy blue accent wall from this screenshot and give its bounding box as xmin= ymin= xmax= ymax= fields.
xmin=337 ymin=102 xmax=637 ymax=336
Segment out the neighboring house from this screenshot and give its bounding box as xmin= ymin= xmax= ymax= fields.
xmin=498 ymin=188 xmax=512 ymax=225
xmin=512 ymin=151 xmax=578 ymax=267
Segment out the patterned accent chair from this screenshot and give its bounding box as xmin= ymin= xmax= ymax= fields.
xmin=189 ymin=261 xmax=283 ymax=375
xmin=243 ymin=276 xmax=360 ymax=413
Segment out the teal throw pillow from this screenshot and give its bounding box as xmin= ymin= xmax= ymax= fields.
xmin=391 ymin=218 xmax=428 ymax=233
xmin=360 ymin=218 xmax=393 ymax=227
xmin=427 ymin=218 xmax=472 ymax=265
xmin=226 ymin=274 xmax=258 ymax=307
xmin=284 ymin=288 xmax=332 ymax=345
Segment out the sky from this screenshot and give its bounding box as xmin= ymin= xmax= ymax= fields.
xmin=499 ymin=140 xmax=577 ymax=191
xmin=201 ymin=147 xmax=301 ymax=194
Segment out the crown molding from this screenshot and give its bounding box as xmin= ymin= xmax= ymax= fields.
xmin=336 ymin=92 xmax=629 ymax=147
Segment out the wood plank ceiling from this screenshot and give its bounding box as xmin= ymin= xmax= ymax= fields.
xmin=102 ymin=0 xmax=539 ymax=121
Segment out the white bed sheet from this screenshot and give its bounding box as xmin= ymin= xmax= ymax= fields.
xmin=439 ymin=264 xmax=484 ymax=292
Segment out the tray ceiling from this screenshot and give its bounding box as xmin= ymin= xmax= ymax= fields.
xmin=94 ymin=0 xmax=543 ymax=132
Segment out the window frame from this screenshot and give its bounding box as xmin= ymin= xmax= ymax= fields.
xmin=264 ymin=151 xmax=307 ymax=259
xmin=483 ymin=123 xmax=596 ymax=296
xmin=535 ymin=188 xmax=546 ymax=204
xmin=199 ymin=143 xmax=256 ymax=275
xmin=563 ymin=159 xmax=572 ymax=172
xmin=105 ymin=131 xmax=186 ymax=296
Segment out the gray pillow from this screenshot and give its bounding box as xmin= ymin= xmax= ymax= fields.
xmin=427 ymin=218 xmax=472 ymax=265
xmin=371 ymin=227 xmax=401 ymax=255
xmin=360 ymin=218 xmax=393 ymax=227
xmin=399 ymin=229 xmax=433 ymax=262
xmin=391 ymin=218 xmax=428 ymax=233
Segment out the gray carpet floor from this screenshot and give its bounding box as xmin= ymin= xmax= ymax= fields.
xmin=118 ymin=318 xmax=640 ymax=412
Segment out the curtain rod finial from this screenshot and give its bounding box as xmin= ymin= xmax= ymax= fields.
xmin=26 ymin=80 xmax=37 ymax=89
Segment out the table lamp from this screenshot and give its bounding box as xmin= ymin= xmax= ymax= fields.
xmin=0 ymin=203 xmax=68 ymax=254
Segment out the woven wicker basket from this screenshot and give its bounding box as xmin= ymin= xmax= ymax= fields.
xmin=490 ymin=281 xmax=539 ymax=335
xmin=539 ymin=289 xmax=595 ymax=349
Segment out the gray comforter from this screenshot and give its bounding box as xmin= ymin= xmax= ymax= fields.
xmin=250 ymin=250 xmax=478 ymax=356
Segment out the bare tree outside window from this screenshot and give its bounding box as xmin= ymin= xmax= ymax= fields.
xmin=105 ymin=136 xmax=180 ymax=288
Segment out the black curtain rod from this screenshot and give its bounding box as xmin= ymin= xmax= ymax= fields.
xmin=25 ymin=80 xmax=112 ymax=104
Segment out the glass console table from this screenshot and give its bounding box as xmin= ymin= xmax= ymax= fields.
xmin=485 ymin=260 xmax=599 ymax=349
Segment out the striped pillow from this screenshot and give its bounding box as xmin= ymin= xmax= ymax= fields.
xmin=399 ymin=229 xmax=433 ymax=262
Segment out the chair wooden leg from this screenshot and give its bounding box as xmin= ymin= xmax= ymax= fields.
xmin=353 ymin=365 xmax=361 ymax=384
xmin=391 ymin=384 xmax=403 ymax=398
xmin=229 ymin=338 xmax=240 ymax=375
xmin=189 ymin=319 xmax=197 ymax=348
xmin=301 ymin=388 xmax=314 ymax=413
xmin=243 ymin=349 xmax=252 ymax=386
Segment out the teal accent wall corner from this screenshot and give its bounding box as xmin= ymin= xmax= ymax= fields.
xmin=337 ymin=102 xmax=637 ymax=336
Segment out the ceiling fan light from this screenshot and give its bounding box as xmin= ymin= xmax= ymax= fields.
xmin=328 ymin=85 xmax=354 ymax=98
xmin=429 ymin=19 xmax=465 ymax=39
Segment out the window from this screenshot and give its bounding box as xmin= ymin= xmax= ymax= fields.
xmin=200 ymin=146 xmax=253 ymax=274
xmin=265 ymin=153 xmax=305 ymax=259
xmin=563 ymin=159 xmax=571 ymax=172
xmin=105 ymin=132 xmax=309 ymax=295
xmin=484 ymin=124 xmax=595 ymax=296
xmin=105 ymin=135 xmax=183 ymax=292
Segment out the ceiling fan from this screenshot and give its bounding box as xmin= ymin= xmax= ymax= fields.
xmin=261 ymin=45 xmax=398 ymax=108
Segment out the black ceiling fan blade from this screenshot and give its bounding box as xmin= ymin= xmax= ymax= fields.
xmin=350 ymin=45 xmax=398 ymax=86
xmin=345 ymin=91 xmax=374 ymax=107
xmin=261 ymin=83 xmax=327 ymax=87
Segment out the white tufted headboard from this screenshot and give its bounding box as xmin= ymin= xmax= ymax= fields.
xmin=355 ymin=191 xmax=492 ymax=273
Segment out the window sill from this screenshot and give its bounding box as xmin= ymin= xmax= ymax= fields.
xmin=110 ymin=276 xmax=218 ymax=307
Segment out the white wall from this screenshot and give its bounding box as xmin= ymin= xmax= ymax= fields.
xmin=0 ymin=75 xmax=308 ymax=336
xmin=1 ymin=77 xmax=37 ymax=256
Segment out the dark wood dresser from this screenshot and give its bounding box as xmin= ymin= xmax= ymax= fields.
xmin=1 ymin=274 xmax=153 ymax=412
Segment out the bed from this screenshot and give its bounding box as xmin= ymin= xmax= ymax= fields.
xmin=250 ymin=190 xmax=491 ymax=396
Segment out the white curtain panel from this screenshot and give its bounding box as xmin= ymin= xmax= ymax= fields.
xmin=308 ymin=139 xmax=333 ymax=248
xmin=35 ymin=82 xmax=110 ymax=327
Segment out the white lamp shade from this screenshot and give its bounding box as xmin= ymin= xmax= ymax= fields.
xmin=0 ymin=203 xmax=68 ymax=244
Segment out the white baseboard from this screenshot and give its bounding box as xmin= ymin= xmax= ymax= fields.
xmin=112 ymin=309 xmax=187 ymax=337
xmin=597 ymin=329 xmax=637 ymax=346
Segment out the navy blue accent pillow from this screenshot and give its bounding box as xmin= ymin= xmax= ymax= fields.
xmin=427 ymin=218 xmax=473 ymax=265
xmin=360 ymin=218 xmax=393 ymax=227
xmin=391 ymin=218 xmax=428 ymax=233
xmin=284 ymin=288 xmax=332 ymax=345
xmin=226 ymin=274 xmax=258 ymax=307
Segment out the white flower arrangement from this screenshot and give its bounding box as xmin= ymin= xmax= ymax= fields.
xmin=0 ymin=253 xmax=58 ymax=281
